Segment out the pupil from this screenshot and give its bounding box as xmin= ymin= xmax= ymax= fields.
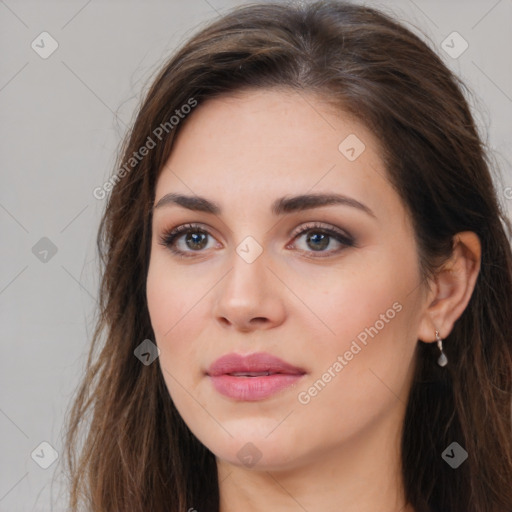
xmin=186 ymin=232 xmax=207 ymax=250
xmin=308 ymin=232 xmax=328 ymax=251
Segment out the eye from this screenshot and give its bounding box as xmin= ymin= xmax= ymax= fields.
xmin=158 ymin=223 xmax=218 ymax=259
xmin=287 ymin=222 xmax=355 ymax=258
xmin=158 ymin=221 xmax=355 ymax=259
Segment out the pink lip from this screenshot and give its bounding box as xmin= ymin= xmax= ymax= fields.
xmin=206 ymin=352 xmax=306 ymax=401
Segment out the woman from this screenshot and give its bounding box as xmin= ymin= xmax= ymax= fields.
xmin=63 ymin=1 xmax=512 ymax=511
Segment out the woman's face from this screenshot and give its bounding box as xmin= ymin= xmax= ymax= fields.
xmin=147 ymin=88 xmax=429 ymax=471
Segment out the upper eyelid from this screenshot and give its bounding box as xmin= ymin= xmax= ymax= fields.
xmin=160 ymin=221 xmax=354 ymax=248
xmin=162 ymin=221 xmax=350 ymax=238
xmin=290 ymin=222 xmax=352 ymax=239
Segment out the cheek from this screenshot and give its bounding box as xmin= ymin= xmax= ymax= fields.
xmin=146 ymin=255 xmax=232 ymax=455
xmin=293 ymin=246 xmax=419 ymax=382
xmin=295 ymin=253 xmax=420 ymax=416
xmin=146 ymin=253 xmax=214 ymax=385
xmin=146 ymin=252 xmax=209 ymax=338
xmin=291 ymin=248 xmax=418 ymax=353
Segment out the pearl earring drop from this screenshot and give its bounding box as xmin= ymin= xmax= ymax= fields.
xmin=435 ymin=330 xmax=448 ymax=367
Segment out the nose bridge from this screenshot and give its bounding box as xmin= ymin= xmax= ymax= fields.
xmin=224 ymin=235 xmax=269 ymax=302
xmin=212 ymin=234 xmax=285 ymax=329
xmin=221 ymin=208 xmax=269 ymax=290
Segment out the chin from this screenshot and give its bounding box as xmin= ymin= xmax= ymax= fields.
xmin=202 ymin=431 xmax=305 ymax=472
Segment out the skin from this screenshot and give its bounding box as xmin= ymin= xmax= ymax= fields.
xmin=146 ymin=88 xmax=481 ymax=512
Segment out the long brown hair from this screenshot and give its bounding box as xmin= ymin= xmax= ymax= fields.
xmin=62 ymin=2 xmax=512 ymax=511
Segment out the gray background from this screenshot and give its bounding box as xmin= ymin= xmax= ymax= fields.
xmin=1 ymin=0 xmax=511 ymax=510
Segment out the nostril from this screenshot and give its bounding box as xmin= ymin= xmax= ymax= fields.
xmin=249 ymin=317 xmax=269 ymax=327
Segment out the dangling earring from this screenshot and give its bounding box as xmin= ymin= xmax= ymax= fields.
xmin=435 ymin=330 xmax=448 ymax=367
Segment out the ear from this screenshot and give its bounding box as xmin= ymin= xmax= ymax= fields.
xmin=417 ymin=231 xmax=481 ymax=342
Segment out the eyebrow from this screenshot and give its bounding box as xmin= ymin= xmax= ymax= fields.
xmin=153 ymin=192 xmax=375 ymax=218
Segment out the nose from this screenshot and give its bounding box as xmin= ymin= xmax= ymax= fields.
xmin=212 ymin=246 xmax=286 ymax=332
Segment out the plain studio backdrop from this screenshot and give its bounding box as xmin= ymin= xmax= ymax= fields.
xmin=0 ymin=0 xmax=511 ymax=510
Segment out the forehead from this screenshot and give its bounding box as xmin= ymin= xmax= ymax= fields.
xmin=162 ymin=88 xmax=367 ymax=167
xmin=154 ymin=88 xmax=398 ymax=219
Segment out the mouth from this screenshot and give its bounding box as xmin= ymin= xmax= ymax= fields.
xmin=206 ymin=352 xmax=306 ymax=401
xmin=228 ymin=371 xmax=275 ymax=377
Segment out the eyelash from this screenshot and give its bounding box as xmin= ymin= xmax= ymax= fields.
xmin=158 ymin=222 xmax=355 ymax=259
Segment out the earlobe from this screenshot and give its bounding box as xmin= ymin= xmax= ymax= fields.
xmin=417 ymin=231 xmax=481 ymax=343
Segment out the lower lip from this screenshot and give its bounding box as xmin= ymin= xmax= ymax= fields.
xmin=208 ymin=374 xmax=305 ymax=401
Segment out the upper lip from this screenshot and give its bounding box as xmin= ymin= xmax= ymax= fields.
xmin=206 ymin=352 xmax=306 ymax=377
